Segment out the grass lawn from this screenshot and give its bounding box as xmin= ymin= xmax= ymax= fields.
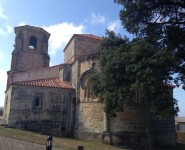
xmin=0 ymin=125 xmax=185 ymax=150
xmin=0 ymin=126 xmax=123 ymax=150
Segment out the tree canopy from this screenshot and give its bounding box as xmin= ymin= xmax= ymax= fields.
xmin=91 ymin=1 xmax=183 ymax=117
xmin=91 ymin=31 xmax=179 ymax=117
xmin=114 ymin=0 xmax=185 ymax=88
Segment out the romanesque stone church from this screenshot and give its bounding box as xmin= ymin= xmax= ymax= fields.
xmin=3 ymin=25 xmax=177 ymax=148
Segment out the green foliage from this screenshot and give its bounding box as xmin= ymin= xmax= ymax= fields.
xmin=92 ymin=0 xmax=183 ymax=117
xmin=92 ymin=31 xmax=179 ymax=117
xmin=115 ymin=0 xmax=185 ymax=87
xmin=91 ymin=31 xmax=131 ymax=117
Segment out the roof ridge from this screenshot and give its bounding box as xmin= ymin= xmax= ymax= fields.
xmin=74 ymin=34 xmax=102 ymax=40
xmin=13 ymin=77 xmax=59 ymax=83
xmin=12 ymin=77 xmax=74 ymax=89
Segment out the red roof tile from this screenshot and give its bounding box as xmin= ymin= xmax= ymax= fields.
xmin=74 ymin=34 xmax=102 ymax=40
xmin=12 ymin=77 xmax=74 ymax=89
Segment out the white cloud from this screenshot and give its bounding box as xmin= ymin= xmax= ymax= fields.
xmin=0 ymin=69 xmax=7 ymax=84
xmin=108 ymin=20 xmax=121 ymax=33
xmin=91 ymin=12 xmax=106 ymax=25
xmin=0 ymin=6 xmax=8 ymax=20
xmin=43 ymin=22 xmax=84 ymax=55
xmin=0 ymin=6 xmax=13 ymax=36
xmin=18 ymin=21 xmax=27 ymax=26
xmin=6 ymin=25 xmax=12 ymax=33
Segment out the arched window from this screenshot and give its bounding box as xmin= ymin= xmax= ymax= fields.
xmin=79 ymin=69 xmax=98 ymax=102
xmin=84 ymin=79 xmax=96 ymax=101
xmin=29 ymin=36 xmax=37 ymax=49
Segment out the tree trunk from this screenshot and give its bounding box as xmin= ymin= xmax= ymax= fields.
xmin=145 ymin=100 xmax=152 ymax=150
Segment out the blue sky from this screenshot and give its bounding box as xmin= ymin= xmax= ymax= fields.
xmin=0 ymin=0 xmax=184 ymax=116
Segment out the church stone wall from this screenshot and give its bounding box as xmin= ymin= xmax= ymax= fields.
xmin=7 ymin=85 xmax=75 ymax=136
xmin=64 ymin=38 xmax=75 ymax=63
xmin=71 ymin=61 xmax=79 ymax=93
xmin=151 ymin=118 xmax=177 ymax=145
xmin=75 ymin=102 xmax=104 ymax=142
xmin=109 ymin=104 xmax=147 ymax=148
xmin=12 ymin=51 xmax=49 ymax=73
xmin=110 ymin=104 xmax=147 ymax=133
xmin=12 ymin=65 xmax=61 ymax=82
xmin=78 ymin=102 xmax=104 ymax=132
xmin=59 ymin=64 xmax=72 ymax=82
xmin=3 ymin=87 xmax=12 ymax=123
xmin=74 ymin=57 xmax=103 ymax=141
xmin=75 ymin=36 xmax=101 ymax=56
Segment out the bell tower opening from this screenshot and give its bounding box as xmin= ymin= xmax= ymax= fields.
xmin=29 ymin=36 xmax=37 ymax=49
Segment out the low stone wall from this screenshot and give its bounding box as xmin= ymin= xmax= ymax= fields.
xmin=177 ymin=131 xmax=185 ymax=144
xmin=151 ymin=118 xmax=177 ymax=146
xmin=74 ymin=131 xmax=102 ymax=142
xmin=13 ymin=122 xmax=63 ymax=136
xmin=110 ymin=131 xmax=146 ymax=149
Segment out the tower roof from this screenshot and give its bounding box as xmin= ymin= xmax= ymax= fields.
xmin=14 ymin=25 xmax=50 ymax=38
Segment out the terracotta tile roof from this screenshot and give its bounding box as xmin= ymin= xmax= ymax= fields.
xmin=74 ymin=34 xmax=103 ymax=40
xmin=12 ymin=77 xmax=74 ymax=89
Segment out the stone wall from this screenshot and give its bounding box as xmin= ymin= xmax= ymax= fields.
xmin=60 ymin=64 xmax=72 ymax=82
xmin=77 ymin=102 xmax=104 ymax=132
xmin=177 ymin=131 xmax=185 ymax=144
xmin=74 ymin=102 xmax=104 ymax=142
xmin=108 ymin=104 xmax=147 ymax=148
xmin=74 ymin=55 xmax=101 ymax=140
xmin=110 ymin=104 xmax=147 ymax=133
xmin=64 ymin=35 xmax=101 ymax=64
xmin=64 ymin=38 xmax=75 ymax=63
xmin=151 ymin=118 xmax=177 ymax=146
xmin=11 ymin=51 xmax=49 ymax=73
xmin=75 ymin=36 xmax=101 ymax=55
xmin=12 ymin=64 xmax=62 ymax=82
xmin=3 ymin=87 xmax=12 ymax=123
xmin=6 ymin=84 xmax=75 ymax=136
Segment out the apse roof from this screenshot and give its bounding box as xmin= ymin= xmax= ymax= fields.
xmin=12 ymin=77 xmax=74 ymax=89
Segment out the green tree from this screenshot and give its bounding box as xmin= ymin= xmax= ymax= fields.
xmin=91 ymin=31 xmax=131 ymax=117
xmin=92 ymin=31 xmax=178 ymax=118
xmin=91 ymin=30 xmax=179 ymax=150
xmin=114 ymin=0 xmax=185 ymax=87
xmin=91 ymin=1 xmax=181 ymax=148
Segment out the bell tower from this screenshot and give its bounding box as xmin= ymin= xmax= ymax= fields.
xmin=10 ymin=25 xmax=50 ymax=73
